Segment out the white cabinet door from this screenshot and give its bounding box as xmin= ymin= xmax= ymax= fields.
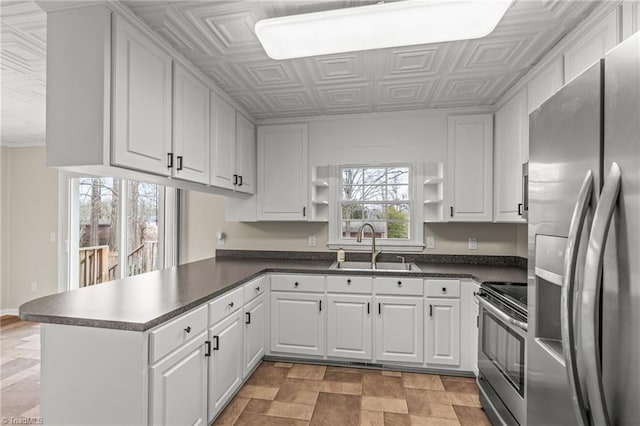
xmin=243 ymin=293 xmax=266 ymax=377
xmin=236 ymin=113 xmax=256 ymax=194
xmin=494 ymin=89 xmax=528 ymax=223
xmin=150 ymin=331 xmax=207 ymax=426
xmin=447 ymin=115 xmax=493 ymax=222
xmin=270 ymin=292 xmax=324 ymax=356
xmin=257 ymin=124 xmax=309 ymax=220
xmin=172 ymin=64 xmax=210 ymax=184
xmin=375 ymin=296 xmax=424 ymax=363
xmin=208 ymin=311 xmax=243 ymax=422
xmin=528 ymin=58 xmax=564 ymax=113
xmin=209 ymin=91 xmax=236 ymax=190
xmin=564 ymin=7 xmax=620 ymax=82
xmin=425 ymin=298 xmax=460 ymax=366
xmin=112 ymin=15 xmax=172 ymax=176
xmin=326 ymin=294 xmax=373 ymax=360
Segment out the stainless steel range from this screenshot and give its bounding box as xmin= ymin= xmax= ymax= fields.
xmin=477 ymin=282 xmax=527 ymax=425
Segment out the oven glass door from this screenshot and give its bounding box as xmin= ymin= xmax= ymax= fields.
xmin=480 ymin=306 xmax=526 ymax=397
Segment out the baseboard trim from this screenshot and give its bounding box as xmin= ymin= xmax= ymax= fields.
xmin=0 ymin=308 xmax=19 ymax=316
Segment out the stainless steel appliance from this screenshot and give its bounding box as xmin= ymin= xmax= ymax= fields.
xmin=477 ymin=282 xmax=527 ymax=425
xmin=528 ymin=33 xmax=640 ymax=425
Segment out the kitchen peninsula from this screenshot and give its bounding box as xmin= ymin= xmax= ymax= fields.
xmin=20 ymin=251 xmax=525 ymax=425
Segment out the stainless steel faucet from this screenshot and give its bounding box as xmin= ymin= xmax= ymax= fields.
xmin=356 ymin=222 xmax=382 ymax=267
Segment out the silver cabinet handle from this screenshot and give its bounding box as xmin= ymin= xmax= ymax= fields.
xmin=561 ymin=170 xmax=593 ymax=426
xmin=477 ymin=296 xmax=527 ymax=332
xmin=581 ymin=162 xmax=621 ymax=426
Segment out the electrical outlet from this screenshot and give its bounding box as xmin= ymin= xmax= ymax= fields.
xmin=426 ymin=236 xmax=435 ymax=249
xmin=308 ymin=235 xmax=317 ymax=247
xmin=468 ymin=237 xmax=478 ymax=250
xmin=31 ymin=282 xmax=38 ymax=292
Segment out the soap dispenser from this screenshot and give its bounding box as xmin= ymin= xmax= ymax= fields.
xmin=337 ymin=247 xmax=345 ymax=263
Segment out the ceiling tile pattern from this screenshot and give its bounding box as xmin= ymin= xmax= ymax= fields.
xmin=127 ymin=0 xmax=598 ymax=118
xmin=0 ymin=0 xmax=598 ymax=145
xmin=0 ymin=0 xmax=46 ymax=145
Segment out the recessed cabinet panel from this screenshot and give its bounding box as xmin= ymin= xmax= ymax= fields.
xmin=112 ymin=15 xmax=172 ymax=176
xmin=425 ymin=298 xmax=460 ymax=366
xmin=326 ymin=294 xmax=373 ymax=360
xmin=270 ymin=292 xmax=324 ymax=356
xmin=209 ymin=92 xmax=236 ymax=190
xmin=244 ymin=293 xmax=266 ymax=377
xmin=447 ymin=115 xmax=493 ymax=222
xmin=236 ymin=113 xmax=256 ymax=194
xmin=375 ymin=296 xmax=424 ymax=363
xmin=257 ymin=124 xmax=309 ymax=221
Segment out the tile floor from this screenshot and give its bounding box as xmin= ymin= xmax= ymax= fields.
xmin=213 ymin=361 xmax=490 ymax=425
xmin=0 ymin=316 xmax=490 ymax=425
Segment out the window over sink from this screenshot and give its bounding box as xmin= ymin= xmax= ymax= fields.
xmin=329 ymin=164 xmax=424 ymax=251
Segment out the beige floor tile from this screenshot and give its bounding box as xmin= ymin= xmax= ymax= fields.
xmin=266 ymin=400 xmax=315 ymax=420
xmin=382 ymin=371 xmax=402 ymax=377
xmin=361 ymin=396 xmax=409 ymax=414
xmin=447 ymin=392 xmax=481 ymax=408
xmin=244 ymin=398 xmax=272 ymax=414
xmin=213 ymin=397 xmax=249 ymax=425
xmin=238 ymin=384 xmax=279 ymax=400
xmin=385 ymin=412 xmax=412 ymax=426
xmin=287 ymin=364 xmax=327 ymax=380
xmin=361 ymin=409 xmax=385 ymax=426
xmin=441 ymin=380 xmax=478 ymax=394
xmin=341 ymin=382 xmax=362 ymax=395
xmin=293 ymin=390 xmax=319 ymax=405
xmin=310 ymin=392 xmax=361 ymax=426
xmin=274 ymin=362 xmax=293 ymax=368
xmin=452 ymin=405 xmax=491 ymax=425
xmin=409 ymin=416 xmax=461 ymax=426
xmin=402 ymin=372 xmax=445 ymax=391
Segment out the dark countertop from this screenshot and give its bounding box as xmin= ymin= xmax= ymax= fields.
xmin=19 ymin=257 xmax=526 ymax=332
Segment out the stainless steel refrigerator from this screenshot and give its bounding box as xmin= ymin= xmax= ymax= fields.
xmin=527 ymin=32 xmax=640 ymax=425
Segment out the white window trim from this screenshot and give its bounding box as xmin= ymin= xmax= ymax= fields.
xmin=327 ymin=163 xmax=424 ymax=252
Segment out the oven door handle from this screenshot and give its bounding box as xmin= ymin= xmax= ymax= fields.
xmin=561 ymin=169 xmax=593 ymax=426
xmin=477 ymin=295 xmax=528 ymax=332
xmin=581 ymin=163 xmax=621 ymax=426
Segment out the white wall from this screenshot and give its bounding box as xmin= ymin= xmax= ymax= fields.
xmin=0 ymin=146 xmax=59 ymax=311
xmin=0 ymin=145 xmax=8 ymax=311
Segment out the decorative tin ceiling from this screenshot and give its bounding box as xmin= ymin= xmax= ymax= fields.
xmin=0 ymin=1 xmax=598 ymax=145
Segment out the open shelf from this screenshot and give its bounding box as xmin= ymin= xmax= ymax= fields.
xmin=423 ymin=163 xmax=445 ymax=222
xmin=309 ymin=166 xmax=332 ymax=222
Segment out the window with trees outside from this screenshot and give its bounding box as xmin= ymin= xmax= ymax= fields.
xmin=340 ymin=166 xmax=411 ymax=241
xmin=71 ymin=177 xmax=176 ymax=289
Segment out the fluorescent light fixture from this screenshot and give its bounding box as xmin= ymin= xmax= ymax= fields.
xmin=255 ymin=0 xmax=513 ymax=60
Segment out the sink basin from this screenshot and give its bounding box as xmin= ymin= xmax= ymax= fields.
xmin=330 ymin=261 xmax=421 ymax=272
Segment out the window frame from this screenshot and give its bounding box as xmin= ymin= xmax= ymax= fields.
xmin=328 ymin=163 xmax=424 ymax=252
xmin=59 ymin=172 xmax=179 ymax=291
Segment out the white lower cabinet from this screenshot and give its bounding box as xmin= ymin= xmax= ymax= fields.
xmin=270 ymin=291 xmax=325 ymax=356
xmin=150 ymin=330 xmax=208 ymax=426
xmin=207 ymin=310 xmax=244 ymax=422
xmin=425 ymin=298 xmax=461 ymax=366
xmin=375 ymin=296 xmax=424 ymax=363
xmin=326 ymin=294 xmax=373 ymax=360
xmin=243 ymin=292 xmax=266 ymax=377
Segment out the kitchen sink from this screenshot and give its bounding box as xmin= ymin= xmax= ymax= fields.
xmin=330 ymin=261 xmax=421 ymax=272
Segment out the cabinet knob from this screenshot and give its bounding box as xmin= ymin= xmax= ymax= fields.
xmin=228 ymin=302 xmax=234 ymax=308
xmin=397 ymin=281 xmax=402 ymax=287
xmin=184 ymin=326 xmax=191 ymax=333
xmin=294 ymin=282 xmax=299 ymax=287
xmin=347 ymin=279 xmax=351 ymax=284
xmin=255 ymin=286 xmax=260 ymax=292
xmin=442 ymin=287 xmax=447 ymax=293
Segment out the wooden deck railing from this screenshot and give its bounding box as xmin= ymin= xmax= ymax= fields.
xmin=79 ymin=245 xmax=110 ymax=288
xmin=127 ymin=241 xmax=158 ymax=276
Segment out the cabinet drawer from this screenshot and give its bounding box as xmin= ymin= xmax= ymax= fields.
xmin=149 ymin=305 xmax=208 ymax=363
xmin=244 ymin=276 xmax=267 ymax=303
xmin=327 ymin=276 xmax=372 ymax=294
xmin=209 ymin=287 xmax=244 ymax=326
xmin=374 ymin=277 xmax=423 ymax=296
xmin=270 ymin=274 xmax=325 ymax=293
xmin=425 ymin=279 xmax=461 ymax=298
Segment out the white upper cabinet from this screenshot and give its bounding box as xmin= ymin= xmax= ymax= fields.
xmin=257 ymin=124 xmax=309 ymax=221
xmin=494 ymin=89 xmax=528 ymax=223
xmin=172 ymin=63 xmax=210 ymax=184
xmin=112 ymin=14 xmax=172 ymax=176
xmin=564 ymin=7 xmax=620 ymax=83
xmin=447 ymin=114 xmax=494 ymax=222
xmin=235 ymin=113 xmax=257 ymax=195
xmin=209 ymin=92 xmax=237 ymax=190
xmin=528 ymin=58 xmax=564 ymax=114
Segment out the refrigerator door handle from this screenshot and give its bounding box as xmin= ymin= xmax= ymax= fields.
xmin=581 ymin=162 xmax=621 ymax=426
xmin=561 ymin=170 xmax=593 ymax=426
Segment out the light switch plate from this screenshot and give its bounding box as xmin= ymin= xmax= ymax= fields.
xmin=469 ymin=237 xmax=478 ymax=250
xmin=308 ymin=236 xmax=317 ymax=247
xmin=426 ymin=236 xmax=435 ymax=249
